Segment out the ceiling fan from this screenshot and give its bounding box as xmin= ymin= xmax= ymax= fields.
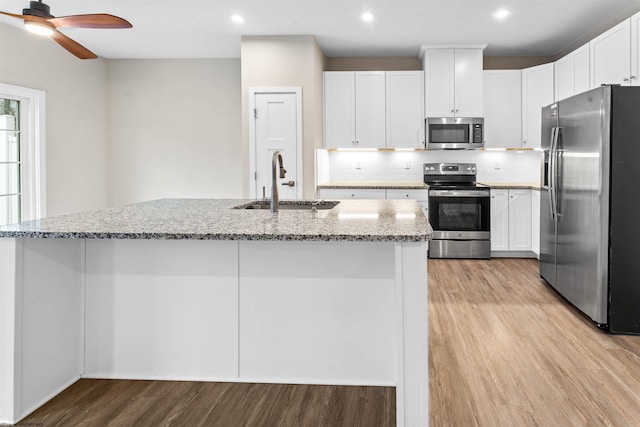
xmin=0 ymin=0 xmax=132 ymax=59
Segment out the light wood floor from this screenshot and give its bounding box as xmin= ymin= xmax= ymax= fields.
xmin=429 ymin=258 xmax=640 ymax=426
xmin=20 ymin=259 xmax=640 ymax=426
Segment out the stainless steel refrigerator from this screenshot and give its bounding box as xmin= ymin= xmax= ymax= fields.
xmin=540 ymin=85 xmax=640 ymax=334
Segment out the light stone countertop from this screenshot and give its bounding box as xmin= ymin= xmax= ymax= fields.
xmin=318 ymin=181 xmax=428 ymax=190
xmin=479 ymin=182 xmax=541 ymax=190
xmin=0 ymin=198 xmax=432 ymax=242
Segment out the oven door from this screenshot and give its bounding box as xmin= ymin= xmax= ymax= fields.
xmin=428 ymin=189 xmax=490 ymax=240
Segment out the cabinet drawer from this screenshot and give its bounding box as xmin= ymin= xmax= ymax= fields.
xmin=318 ymin=189 xmax=386 ymax=199
xmin=386 ymin=189 xmax=428 ymax=202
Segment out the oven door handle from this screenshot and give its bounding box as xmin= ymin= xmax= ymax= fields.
xmin=429 ymin=190 xmax=490 ymax=197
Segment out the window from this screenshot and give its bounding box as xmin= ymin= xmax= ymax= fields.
xmin=0 ymin=84 xmax=46 ymax=226
xmin=0 ymin=98 xmax=20 ymax=225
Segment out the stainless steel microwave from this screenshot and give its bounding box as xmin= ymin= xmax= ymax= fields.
xmin=426 ymin=117 xmax=484 ymax=149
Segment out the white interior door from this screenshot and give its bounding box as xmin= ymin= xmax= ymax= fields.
xmin=252 ymin=90 xmax=301 ymax=200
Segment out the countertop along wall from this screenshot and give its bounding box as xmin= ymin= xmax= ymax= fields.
xmin=0 ymin=22 xmax=109 ymax=217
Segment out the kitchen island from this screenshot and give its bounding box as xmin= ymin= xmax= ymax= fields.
xmin=0 ymin=198 xmax=431 ymax=426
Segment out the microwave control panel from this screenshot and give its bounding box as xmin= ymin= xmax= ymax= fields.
xmin=472 ymin=124 xmax=483 ymax=143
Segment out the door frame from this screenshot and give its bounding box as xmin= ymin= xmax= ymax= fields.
xmin=248 ymin=87 xmax=303 ymax=200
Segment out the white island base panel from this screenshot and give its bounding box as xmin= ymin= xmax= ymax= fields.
xmin=0 ymin=238 xmax=428 ymax=426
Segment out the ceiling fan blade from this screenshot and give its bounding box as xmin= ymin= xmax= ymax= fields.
xmin=50 ymin=29 xmax=97 ymax=59
xmin=48 ymin=14 xmax=132 ymax=29
xmin=0 ymin=10 xmax=46 ymax=22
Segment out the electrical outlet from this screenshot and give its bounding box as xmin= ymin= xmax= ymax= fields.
xmin=356 ymin=162 xmax=361 ymax=170
xmin=404 ymin=162 xmax=411 ymax=170
xmin=494 ymin=162 xmax=501 ymax=170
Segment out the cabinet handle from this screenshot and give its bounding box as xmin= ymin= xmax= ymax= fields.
xmin=356 ymin=140 xmax=359 ymax=145
xmin=624 ymin=77 xmax=630 ymax=82
xmin=455 ymin=109 xmax=459 ymax=113
xmin=450 ymin=109 xmax=454 ymax=114
xmin=632 ymin=76 xmax=637 ymax=80
xmin=352 ymin=141 xmax=355 ymax=145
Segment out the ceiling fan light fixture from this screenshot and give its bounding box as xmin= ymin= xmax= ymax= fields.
xmin=24 ymin=20 xmax=54 ymax=36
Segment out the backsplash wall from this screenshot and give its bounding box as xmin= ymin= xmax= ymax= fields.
xmin=319 ymin=149 xmax=541 ymax=184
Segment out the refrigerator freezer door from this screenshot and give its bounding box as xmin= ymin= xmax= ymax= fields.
xmin=555 ymin=87 xmax=609 ymax=325
xmin=539 ymin=105 xmax=558 ymax=288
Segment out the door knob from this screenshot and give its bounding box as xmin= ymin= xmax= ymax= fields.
xmin=281 ymin=180 xmax=295 ymax=187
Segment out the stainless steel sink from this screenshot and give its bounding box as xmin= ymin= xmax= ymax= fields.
xmin=234 ymin=200 xmax=340 ymax=210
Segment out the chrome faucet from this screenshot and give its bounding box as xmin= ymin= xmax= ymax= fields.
xmin=271 ymin=151 xmax=286 ymax=212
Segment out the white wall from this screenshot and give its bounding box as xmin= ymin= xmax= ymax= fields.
xmin=106 ymin=59 xmax=242 ymax=206
xmin=241 ymin=36 xmax=326 ymax=199
xmin=321 ymin=150 xmax=541 ymax=184
xmin=0 ymin=23 xmax=109 ymax=216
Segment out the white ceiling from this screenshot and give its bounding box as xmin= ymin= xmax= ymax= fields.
xmin=2 ymin=0 xmax=640 ymax=59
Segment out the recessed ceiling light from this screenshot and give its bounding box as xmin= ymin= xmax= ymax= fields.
xmin=231 ymin=15 xmax=244 ymax=24
xmin=493 ymin=9 xmax=511 ymax=20
xmin=362 ymin=12 xmax=374 ymax=22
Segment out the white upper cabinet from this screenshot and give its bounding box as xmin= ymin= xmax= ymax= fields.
xmin=631 ymin=11 xmax=640 ymax=86
xmin=483 ymin=70 xmax=522 ymax=148
xmin=423 ymin=48 xmax=483 ymax=117
xmin=386 ymin=71 xmax=425 ymax=148
xmin=590 ymin=19 xmax=632 ymax=87
xmin=555 ymin=43 xmax=590 ymax=101
xmin=323 ymin=71 xmax=386 ymax=148
xmin=324 ymin=72 xmax=356 ymax=148
xmin=522 ymin=63 xmax=554 ymax=148
xmin=355 ymin=72 xmax=387 ymax=148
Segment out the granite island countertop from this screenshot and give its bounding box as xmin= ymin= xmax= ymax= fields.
xmin=0 ymin=198 xmax=432 ymax=242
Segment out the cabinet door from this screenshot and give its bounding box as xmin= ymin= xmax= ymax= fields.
xmin=531 ymin=190 xmax=540 ymax=257
xmin=385 ymin=189 xmax=428 ymax=202
xmin=483 ymin=70 xmax=521 ymax=148
xmin=423 ymin=49 xmax=455 ymax=117
xmin=324 ymin=72 xmax=355 ymax=148
xmin=632 ymin=11 xmax=640 ymax=86
xmin=573 ymin=44 xmax=591 ymax=95
xmin=318 ymin=188 xmax=386 ymax=199
xmin=522 ymin=63 xmax=554 ymax=148
xmin=386 ymin=71 xmax=425 ymax=148
xmin=355 ymin=72 xmax=386 ymax=148
xmin=454 ymin=49 xmax=484 ymax=117
xmin=590 ymin=18 xmax=631 ymax=88
xmin=555 ymin=43 xmax=590 ymax=102
xmin=490 ymin=189 xmax=509 ymax=251
xmin=508 ymin=189 xmax=532 ymax=251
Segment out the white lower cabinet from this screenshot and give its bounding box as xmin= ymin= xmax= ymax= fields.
xmin=490 ymin=189 xmax=533 ymax=255
xmin=386 ymin=189 xmax=428 ymax=218
xmin=531 ymin=190 xmax=540 ymax=257
xmin=490 ymin=190 xmax=509 ymax=251
xmin=318 ymin=188 xmax=386 ymax=199
xmin=318 ymin=188 xmax=428 ymax=218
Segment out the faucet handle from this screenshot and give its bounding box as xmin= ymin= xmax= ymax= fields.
xmin=280 ymin=168 xmax=287 ymax=178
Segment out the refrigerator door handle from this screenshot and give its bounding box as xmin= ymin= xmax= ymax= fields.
xmin=553 ymin=127 xmax=563 ymax=218
xmin=549 ymin=127 xmax=558 ymax=220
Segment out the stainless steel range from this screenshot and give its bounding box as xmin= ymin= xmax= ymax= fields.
xmin=424 ymin=163 xmax=491 ymax=259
